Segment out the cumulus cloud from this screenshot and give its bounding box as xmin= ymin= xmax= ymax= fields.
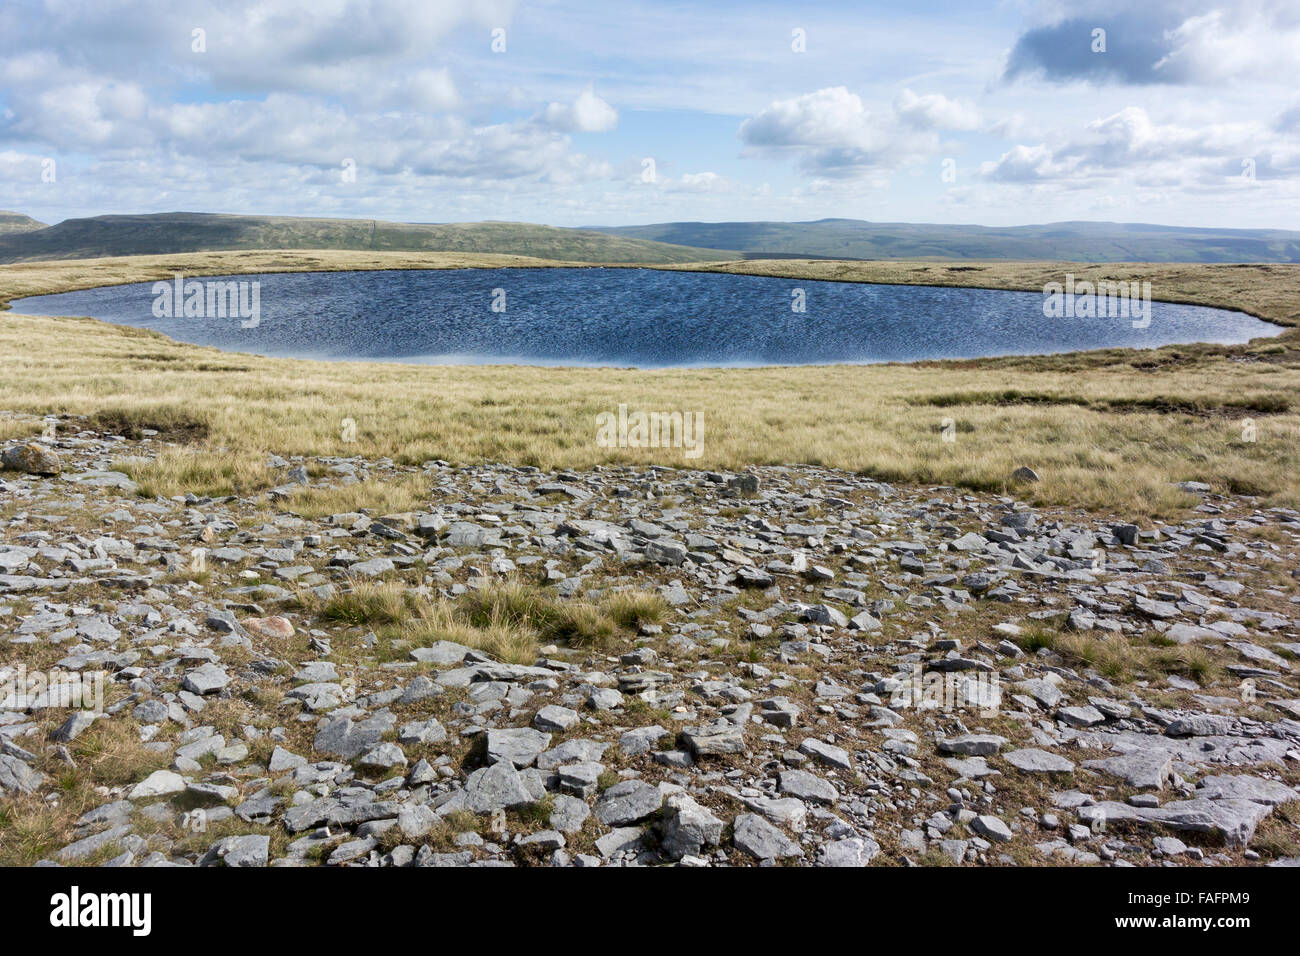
xmin=739 ymin=86 xmax=976 ymax=177
xmin=979 ymin=106 xmax=1298 ymax=188
xmin=0 ymin=0 xmax=517 ymax=99
xmin=0 ymin=0 xmax=619 ymax=200
xmin=539 ymin=88 xmax=618 ymax=133
xmin=894 ymin=90 xmax=980 ymax=131
xmin=980 ymin=144 xmax=1071 ymax=183
xmin=1003 ymin=1 xmax=1300 ymax=86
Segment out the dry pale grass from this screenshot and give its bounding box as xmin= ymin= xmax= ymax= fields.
xmin=2 ymin=250 xmax=1298 ymax=516
xmin=0 ymin=791 xmax=96 ymax=867
xmin=279 ymin=473 xmax=428 ymax=519
xmin=0 ymin=718 xmax=173 ymax=866
xmin=602 ymin=589 xmax=671 ymax=630
xmin=304 ymin=580 xmax=542 ymax=664
xmin=0 ymin=416 xmax=44 ymax=441
xmin=302 ymin=578 xmax=651 ymax=662
xmin=70 ymin=718 xmax=173 ymax=788
xmin=1017 ymin=628 xmax=1222 ymax=684
xmin=117 ymin=447 xmax=269 ymax=498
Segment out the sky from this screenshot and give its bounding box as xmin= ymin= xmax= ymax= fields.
xmin=1 ymin=0 xmax=1298 ymax=229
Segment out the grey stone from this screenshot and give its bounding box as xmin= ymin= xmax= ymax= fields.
xmin=817 ymin=836 xmax=881 ymax=867
xmin=1004 ymin=748 xmax=1075 ymax=773
xmin=938 ymin=734 xmax=1007 ymax=756
xmin=534 ymin=705 xmax=579 ymax=732
xmin=201 ymin=834 xmax=270 ymax=867
xmin=314 ymin=713 xmax=394 ymax=759
xmin=658 ymin=793 xmax=724 ymax=861
xmin=732 ymin=813 xmax=803 ymax=860
xmin=971 ymin=815 xmax=1013 ymax=843
xmin=0 ymin=753 xmax=45 ymax=794
xmin=483 ymin=727 xmax=552 ymax=768
xmin=1083 ymin=750 xmax=1174 ymax=790
xmin=798 ymin=737 xmax=852 ymax=770
xmin=594 ymin=780 xmax=663 ymax=826
xmin=778 ymin=769 xmax=838 ymax=804
xmin=463 ymin=760 xmax=534 ymax=813
xmin=129 ymin=770 xmax=187 ymax=799
xmin=619 ymin=725 xmax=669 ymax=756
xmin=181 ymin=662 xmax=229 ymax=695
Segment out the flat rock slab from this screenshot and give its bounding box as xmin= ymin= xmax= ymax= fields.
xmin=732 ymin=813 xmax=803 ymax=860
xmin=1078 ymin=798 xmax=1272 ymax=848
xmin=181 ymin=662 xmax=230 ymax=696
xmin=1004 ymin=748 xmax=1075 ymax=773
xmin=817 ymin=836 xmax=881 ymax=867
xmin=779 ymin=769 xmax=839 ymax=804
xmin=129 ymin=769 xmax=187 ymax=799
xmin=201 ymin=834 xmax=270 ymax=867
xmin=938 ymin=734 xmax=1007 ymax=756
xmin=681 ymin=721 xmax=747 ymax=756
xmin=482 ymin=727 xmax=552 ymax=768
xmin=1083 ymin=751 xmax=1174 ymax=790
xmin=1195 ymin=775 xmax=1299 ymax=806
xmin=58 ymin=824 xmax=133 ymax=862
xmin=798 ymin=738 xmax=853 ymax=770
xmin=409 ymin=641 xmax=476 ymax=665
xmin=0 ymin=753 xmax=46 ymax=794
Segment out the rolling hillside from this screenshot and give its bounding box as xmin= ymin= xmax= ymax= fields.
xmin=4 ymin=211 xmax=1298 ymax=264
xmin=591 ymin=218 xmax=1300 ymax=263
xmin=0 ymin=211 xmax=47 ymax=236
xmin=0 ymin=212 xmax=735 ymax=264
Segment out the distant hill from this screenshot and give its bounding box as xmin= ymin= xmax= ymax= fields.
xmin=0 ymin=211 xmax=47 ymax=236
xmin=589 ymin=218 xmax=1300 ymax=263
xmin=0 ymin=212 xmax=736 ymax=264
xmin=4 ymin=211 xmax=1297 ymax=264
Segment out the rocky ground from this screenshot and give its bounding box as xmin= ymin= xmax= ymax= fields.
xmin=1 ymin=412 xmax=1299 ymax=868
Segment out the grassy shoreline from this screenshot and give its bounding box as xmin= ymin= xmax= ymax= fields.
xmin=2 ymin=250 xmax=1298 ymax=515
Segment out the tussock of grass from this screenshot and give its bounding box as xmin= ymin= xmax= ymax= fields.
xmin=0 ymin=418 xmax=43 ymax=442
xmin=459 ymin=580 xmax=557 ymax=632
xmin=282 ymin=474 xmax=427 ymax=520
xmin=403 ymin=599 xmax=541 ymax=665
xmin=1017 ymin=627 xmax=1223 ymax=684
xmin=546 ymin=602 xmax=618 ymax=648
xmin=602 ymin=589 xmax=670 ymax=630
xmin=311 ymin=578 xmax=656 ymax=662
xmin=318 ymin=581 xmax=410 ymax=627
xmin=0 ymin=794 xmax=93 ymax=867
xmin=1016 ymin=628 xmax=1136 ymax=680
xmin=1147 ymin=644 xmax=1219 ymax=682
xmin=118 ymin=447 xmax=270 ymax=498
xmin=460 ymin=580 xmax=640 ymax=649
xmin=71 ymin=718 xmax=172 ymax=788
xmin=90 ymin=405 xmax=210 ymax=441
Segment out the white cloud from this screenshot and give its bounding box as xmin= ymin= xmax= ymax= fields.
xmin=980 ymin=144 xmax=1073 ymax=182
xmin=895 ymin=89 xmax=980 ymax=131
xmin=739 ymin=86 xmax=978 ymax=177
xmin=740 ymin=87 xmax=875 ymax=149
xmin=540 ymin=88 xmax=618 ymax=133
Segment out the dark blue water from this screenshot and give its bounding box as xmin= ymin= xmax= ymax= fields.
xmin=9 ymin=268 xmax=1279 ymax=367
